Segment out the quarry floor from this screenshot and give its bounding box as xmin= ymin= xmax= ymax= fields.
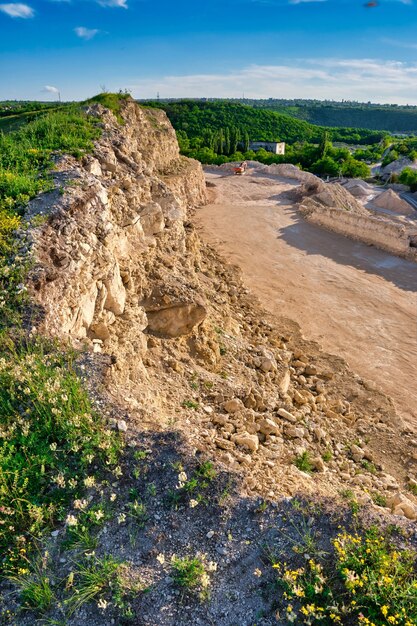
xmin=197 ymin=171 xmax=417 ymax=430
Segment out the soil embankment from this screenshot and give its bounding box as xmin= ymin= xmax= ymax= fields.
xmin=197 ymin=171 xmax=417 ymax=429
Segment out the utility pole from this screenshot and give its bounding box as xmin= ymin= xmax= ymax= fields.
xmin=157 ymin=91 xmax=160 ymax=102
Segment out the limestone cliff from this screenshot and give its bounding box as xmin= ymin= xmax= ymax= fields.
xmin=25 ymin=98 xmax=417 ymax=515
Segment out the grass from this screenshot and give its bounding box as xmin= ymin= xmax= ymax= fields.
xmin=182 ymin=399 xmax=199 ymax=410
xmin=0 ymin=338 xmax=122 ymax=574
xmin=168 ymin=461 xmax=217 ymax=509
xmin=171 ymin=556 xmax=208 ymax=590
xmin=66 ymin=556 xmax=128 ymax=615
xmin=85 ymin=92 xmax=130 ymax=124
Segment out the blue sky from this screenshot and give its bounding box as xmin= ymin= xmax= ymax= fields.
xmin=0 ymin=0 xmax=416 ymax=103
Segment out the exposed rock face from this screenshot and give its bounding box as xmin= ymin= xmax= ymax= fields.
xmin=28 ymin=98 xmax=207 ymax=403
xmin=25 ymin=98 xmax=417 ymax=514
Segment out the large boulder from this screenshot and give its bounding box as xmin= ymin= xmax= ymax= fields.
xmin=146 ymin=302 xmax=207 ymax=338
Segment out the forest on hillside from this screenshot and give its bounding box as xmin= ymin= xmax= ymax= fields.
xmin=142 ymin=100 xmax=389 ymax=177
xmin=144 ymin=100 xmax=385 ymax=147
xmin=230 ymin=99 xmax=417 ymax=133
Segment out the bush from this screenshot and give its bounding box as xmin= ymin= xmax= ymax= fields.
xmin=399 ymin=167 xmax=417 ymax=191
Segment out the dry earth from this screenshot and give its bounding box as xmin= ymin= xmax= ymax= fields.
xmin=197 ymin=171 xmax=417 ymax=430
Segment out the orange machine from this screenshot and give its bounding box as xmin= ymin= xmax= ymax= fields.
xmin=233 ymin=161 xmax=248 ymax=175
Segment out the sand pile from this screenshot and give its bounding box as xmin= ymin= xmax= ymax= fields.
xmin=373 ymin=189 xmax=415 ymax=215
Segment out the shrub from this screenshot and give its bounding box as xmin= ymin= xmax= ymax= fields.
xmin=273 ymin=526 xmax=417 ymax=625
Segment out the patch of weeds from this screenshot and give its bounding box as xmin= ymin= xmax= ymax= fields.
xmin=128 ymin=500 xmax=147 ymax=527
xmin=371 ymin=492 xmax=387 ymax=508
xmin=0 ymin=338 xmax=122 ymax=574
xmin=322 ymin=448 xmax=332 ymax=462
xmin=63 ymin=522 xmax=98 ymax=553
xmin=171 ymin=556 xmax=210 ymax=596
xmin=294 ymin=451 xmax=314 ymax=474
xmin=85 ymin=92 xmax=130 ymax=125
xmin=408 ymin=483 xmax=417 ymax=496
xmin=272 ymin=525 xmax=417 ymax=626
xmin=146 ymin=483 xmax=156 ymax=497
xmin=66 ymin=556 xmax=129 ymax=616
xmin=214 ymin=326 xmax=224 ymax=336
xmin=203 ymin=380 xmax=214 ymax=390
xmin=219 ymin=371 xmax=228 ymax=379
xmin=361 ymin=460 xmax=378 ymax=475
xmin=182 ymin=399 xmax=199 ymax=410
xmin=168 ymin=461 xmax=217 ymax=509
xmin=219 ymin=345 xmax=227 ymax=356
xmin=340 ymin=489 xmax=360 ymax=515
xmin=132 ymin=449 xmax=150 ymax=479
xmin=256 ymin=500 xmax=268 ymax=514
xmin=218 ymin=479 xmax=234 ymax=505
xmin=8 ymin=554 xmax=54 ymax=615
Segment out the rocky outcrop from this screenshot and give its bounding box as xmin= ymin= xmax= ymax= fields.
xmin=296 ymin=180 xmax=417 ymax=261
xmin=27 ymin=98 xmax=207 ymax=404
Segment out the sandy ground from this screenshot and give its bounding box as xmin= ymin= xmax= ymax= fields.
xmin=196 ymin=171 xmax=417 ymax=430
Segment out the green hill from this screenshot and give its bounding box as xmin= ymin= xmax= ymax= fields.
xmin=144 ymin=100 xmax=385 ymax=147
xmin=233 ymin=100 xmax=417 ymax=133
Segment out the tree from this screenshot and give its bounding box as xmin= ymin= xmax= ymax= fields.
xmin=341 ymin=158 xmax=370 ymax=178
xmin=310 ymin=156 xmax=339 ymax=177
xmin=319 ymin=130 xmax=331 ymax=158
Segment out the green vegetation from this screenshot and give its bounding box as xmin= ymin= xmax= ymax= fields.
xmin=0 ymin=340 xmax=121 ymax=573
xmin=294 ymin=451 xmax=314 ymax=474
xmin=67 ymin=556 xmax=131 ymax=615
xmin=399 ymin=167 xmax=417 ymax=191
xmin=273 ymin=526 xmax=417 ymax=625
xmin=0 ymin=96 xmax=126 ymax=578
xmin=85 ymin=91 xmax=130 ymax=124
xmin=228 ymin=98 xmax=417 ymax=133
xmin=144 ymin=100 xmax=377 ymax=177
xmin=171 ymin=556 xmax=209 ymax=590
xmin=168 ymin=461 xmax=217 ymax=508
xmin=0 ymin=108 xmax=101 ymax=218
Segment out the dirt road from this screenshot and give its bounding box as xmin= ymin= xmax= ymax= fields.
xmin=196 ymin=171 xmax=417 ymax=429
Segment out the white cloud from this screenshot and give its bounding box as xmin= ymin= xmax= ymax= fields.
xmin=97 ymin=0 xmax=127 ymax=7
xmin=43 ymin=85 xmax=60 ymax=94
xmin=0 ymin=3 xmax=33 ymax=17
xmin=74 ymin=26 xmax=100 ymax=40
xmin=127 ymin=58 xmax=417 ymax=104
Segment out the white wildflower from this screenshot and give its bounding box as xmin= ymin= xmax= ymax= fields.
xmin=110 ymin=493 xmax=117 ymax=502
xmin=156 ymin=553 xmax=165 ymax=565
xmin=49 ymin=443 xmax=57 ymax=451
xmin=97 ymin=598 xmax=108 ymax=610
xmin=189 ymin=499 xmax=198 ymax=508
xmin=117 ymin=513 xmax=126 ymax=524
xmin=94 ymin=509 xmax=104 ymax=521
xmin=84 ymin=476 xmax=96 ymax=488
xmin=66 ymin=514 xmax=78 ymax=527
xmin=73 ymin=499 xmax=88 ymax=510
